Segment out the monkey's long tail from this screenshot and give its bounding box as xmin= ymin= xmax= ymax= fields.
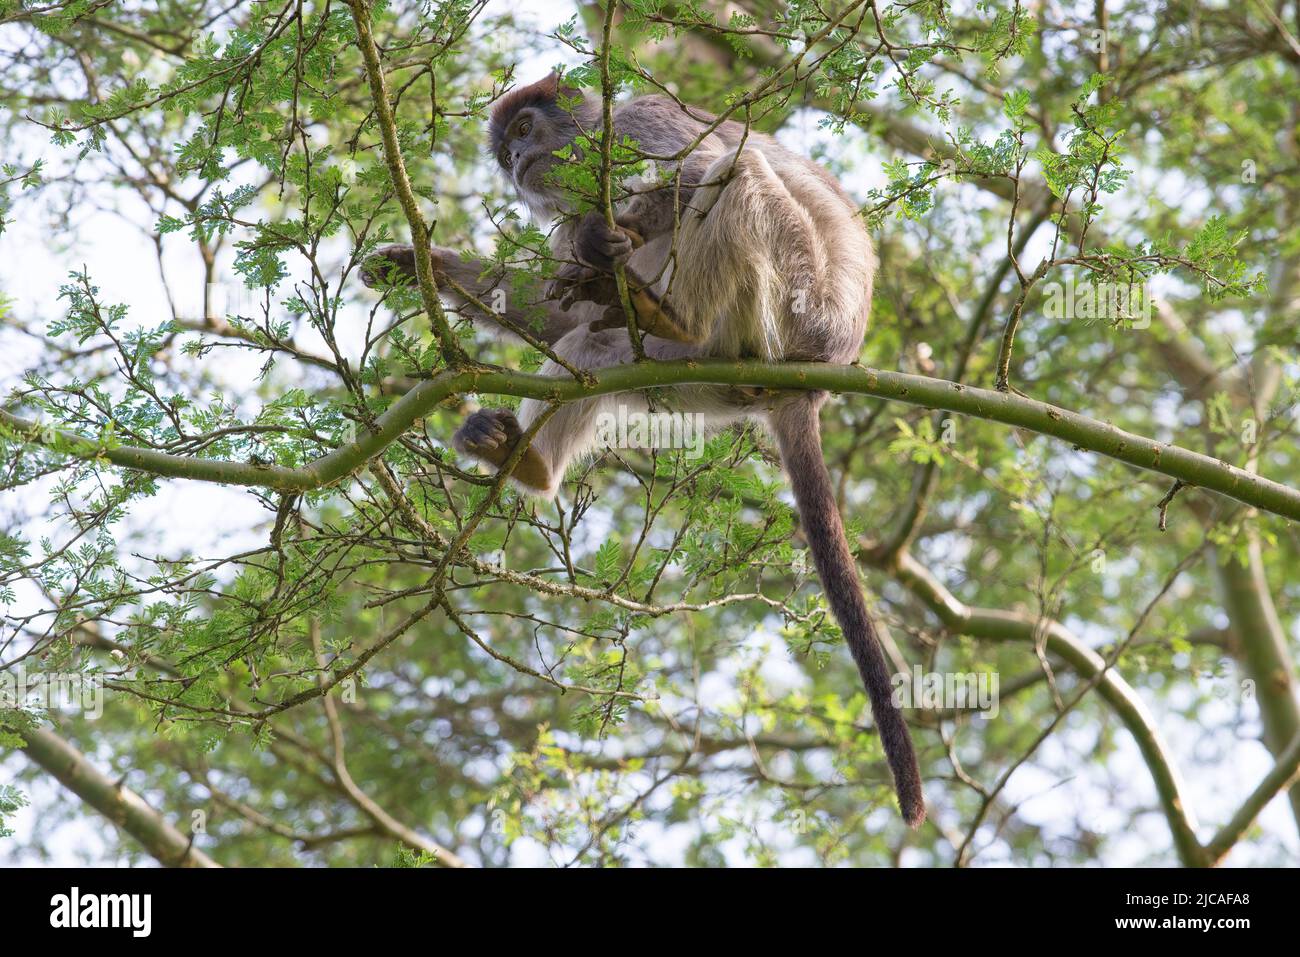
xmin=771 ymin=395 xmax=926 ymax=828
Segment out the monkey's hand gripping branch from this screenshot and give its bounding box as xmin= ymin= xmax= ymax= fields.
xmin=552 ymin=213 xmax=699 ymax=345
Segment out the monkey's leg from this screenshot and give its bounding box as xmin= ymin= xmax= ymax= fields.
xmin=608 ymin=147 xmax=813 ymax=357
xmin=452 ymin=326 xmax=660 ymax=497
xmin=452 ymin=407 xmax=554 ymax=491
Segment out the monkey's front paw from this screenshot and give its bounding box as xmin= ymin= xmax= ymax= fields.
xmin=453 ymin=408 xmax=523 ymax=459
xmin=575 ymin=212 xmax=636 ymax=271
xmin=360 ymin=244 xmax=433 ymax=287
xmin=614 ymin=210 xmax=647 ymax=248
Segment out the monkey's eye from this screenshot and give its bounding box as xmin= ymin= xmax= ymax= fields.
xmin=499 ymin=146 xmax=513 ymax=169
xmin=517 ymin=118 xmax=532 ymax=137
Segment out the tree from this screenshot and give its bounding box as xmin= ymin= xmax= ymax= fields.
xmin=1 ymin=0 xmax=1298 ymax=867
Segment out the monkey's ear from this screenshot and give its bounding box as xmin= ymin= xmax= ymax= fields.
xmin=546 ymin=70 xmax=589 ymax=107
xmin=536 ymin=70 xmax=560 ymax=98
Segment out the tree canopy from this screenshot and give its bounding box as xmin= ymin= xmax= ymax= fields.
xmin=1 ymin=0 xmax=1298 ymax=867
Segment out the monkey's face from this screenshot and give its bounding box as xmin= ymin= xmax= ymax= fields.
xmin=489 ymin=74 xmax=596 ymax=216
xmin=493 ymin=105 xmax=574 ymax=207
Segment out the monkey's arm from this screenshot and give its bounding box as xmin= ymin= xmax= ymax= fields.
xmin=551 ymin=213 xmax=701 ymax=344
xmin=362 ymin=244 xmax=585 ymax=346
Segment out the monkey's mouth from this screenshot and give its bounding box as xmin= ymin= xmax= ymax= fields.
xmin=514 ymin=153 xmax=543 ymax=187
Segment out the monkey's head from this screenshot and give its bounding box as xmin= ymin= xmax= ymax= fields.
xmin=489 ymin=72 xmax=596 ymax=214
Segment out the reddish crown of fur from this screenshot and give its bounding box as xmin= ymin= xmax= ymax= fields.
xmin=488 ymin=72 xmax=582 ymax=154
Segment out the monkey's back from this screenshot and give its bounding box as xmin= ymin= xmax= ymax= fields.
xmin=612 ymin=95 xmax=876 ymax=364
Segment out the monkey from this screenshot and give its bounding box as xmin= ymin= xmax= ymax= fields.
xmin=363 ymin=72 xmax=925 ymax=827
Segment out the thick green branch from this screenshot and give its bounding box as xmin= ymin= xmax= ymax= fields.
xmin=16 ymin=724 xmax=220 ymax=867
xmin=5 ymin=361 xmax=1300 ymax=521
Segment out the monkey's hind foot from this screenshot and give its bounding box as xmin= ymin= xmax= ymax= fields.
xmin=453 ymin=407 xmax=521 ymax=458
xmin=452 ymin=408 xmax=554 ymax=494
